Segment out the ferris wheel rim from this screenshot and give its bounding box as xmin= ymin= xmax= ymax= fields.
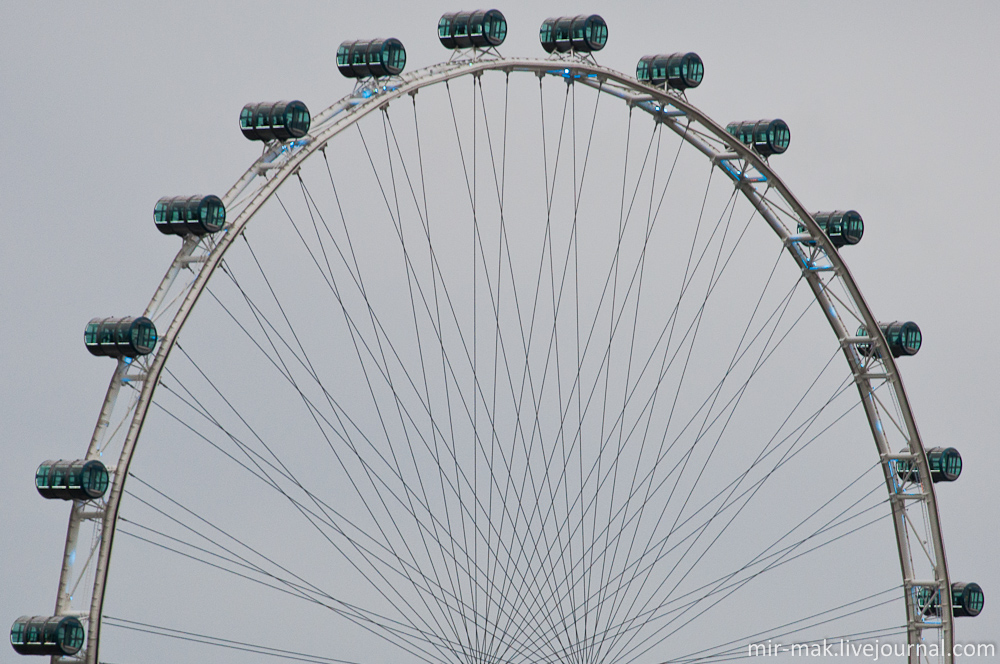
xmin=60 ymin=54 xmax=952 ymax=664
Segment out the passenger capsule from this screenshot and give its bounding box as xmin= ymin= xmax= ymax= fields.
xmin=336 ymin=39 xmax=406 ymax=78
xmin=952 ymin=582 xmax=985 ymax=618
xmin=856 ymin=321 xmax=921 ymax=358
xmin=10 ymin=616 xmax=85 ymax=656
xmin=894 ymin=447 xmax=962 ymax=484
xmin=636 ymin=53 xmax=704 ymax=90
xmin=725 ymin=119 xmax=790 ymax=156
xmin=797 ymin=210 xmax=864 ymax=248
xmin=36 ymin=459 xmax=109 ymax=500
xmin=539 ymin=15 xmax=608 ymax=53
xmin=153 ymin=195 xmax=225 ymax=236
xmin=239 ymin=100 xmax=311 ymax=142
xmin=84 ymin=316 xmax=158 ymax=359
xmin=439 ymin=10 xmax=507 ymax=49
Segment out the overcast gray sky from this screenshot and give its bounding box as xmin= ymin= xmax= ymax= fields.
xmin=2 ymin=1 xmax=998 ymax=662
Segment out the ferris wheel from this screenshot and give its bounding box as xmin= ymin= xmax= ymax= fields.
xmin=11 ymin=10 xmax=983 ymax=664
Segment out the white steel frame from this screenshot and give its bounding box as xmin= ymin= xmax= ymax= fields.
xmin=46 ymin=53 xmax=953 ymax=664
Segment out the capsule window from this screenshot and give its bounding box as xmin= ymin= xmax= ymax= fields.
xmin=482 ymin=9 xmax=506 ymax=45
xmin=438 ymin=14 xmax=454 ymax=46
xmin=844 ymin=211 xmax=863 ymax=243
xmin=383 ymin=40 xmax=406 ymax=74
xmin=770 ymin=122 xmax=790 ymax=152
xmin=953 ymin=582 xmax=985 ymax=618
xmin=887 ymin=321 xmax=921 ymax=356
xmin=940 ymin=448 xmax=962 ymax=479
xmin=255 ymin=106 xmax=269 ymax=129
xmin=555 ymin=17 xmax=573 ymax=50
xmin=636 ymin=58 xmax=651 ymax=82
xmin=10 ymin=620 xmax=25 ymax=646
xmin=539 ymin=21 xmax=554 ymax=51
xmin=351 ymin=42 xmax=369 ymax=74
xmin=674 ymin=53 xmax=704 ymax=88
xmin=584 ymin=16 xmax=608 ymax=50
xmin=454 ymin=13 xmax=470 ymax=39
xmin=914 ymin=586 xmax=941 ymax=616
xmin=50 ymin=464 xmax=67 ymax=490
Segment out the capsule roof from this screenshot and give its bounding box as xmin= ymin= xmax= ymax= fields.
xmin=439 ymin=10 xmax=507 ymax=49
xmin=337 ymin=38 xmax=406 ymax=78
xmin=539 ymin=15 xmax=607 ymax=53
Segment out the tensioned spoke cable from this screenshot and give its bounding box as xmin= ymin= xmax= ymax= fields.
xmin=102 ymin=615 xmax=375 ymax=664
xmin=151 ymin=368 xmax=484 ymax=625
xmin=606 ymin=475 xmax=895 ymax=664
xmin=204 ymin=241 xmax=495 ymax=659
xmin=128 ymin=72 xmax=919 ymax=664
xmin=480 ymin=157 xmax=768 ymax=660
xmin=605 ymin=238 xmax=785 ymax=602
xmin=380 ymin=125 xmax=474 ymax=652
xmin=532 ymin=290 xmax=844 ymax=660
xmin=354 ymin=111 xmax=524 ymax=644
xmin=341 ymin=115 xmax=547 ymax=585
xmin=304 ymin=136 xmax=572 ymax=660
xmin=594 ymin=228 xmax=782 ymax=652
xmin=653 ymin=594 xmax=905 ymax=664
xmin=441 ymin=81 xmax=487 ymax=657
xmin=568 ymin=371 xmax=862 ymax=634
xmin=585 ymin=113 xmax=665 ymax=661
xmin=482 ymin=78 xmax=576 ymax=663
xmin=133 ymin=407 xmax=516 ymax=664
xmin=597 ymin=376 xmax=872 ymax=628
xmin=118 ymin=477 xmax=460 ymax=664
xmin=594 ymin=284 xmax=818 ymax=664
xmin=312 ymin=113 xmax=584 ymax=660
xmin=271 ymin=183 xmax=503 ymax=576
xmin=659 ymin=598 xmax=905 ymax=664
xmin=474 ymin=73 xmax=514 ymax=664
xmin=606 ymin=489 xmax=892 ymax=642
xmin=375 ymin=111 xmax=473 ymax=653
xmin=478 ymin=76 xmax=576 ymax=657
xmin=317 ymin=139 xmax=473 ymax=644
xmin=575 ymin=492 xmax=892 ymax=664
